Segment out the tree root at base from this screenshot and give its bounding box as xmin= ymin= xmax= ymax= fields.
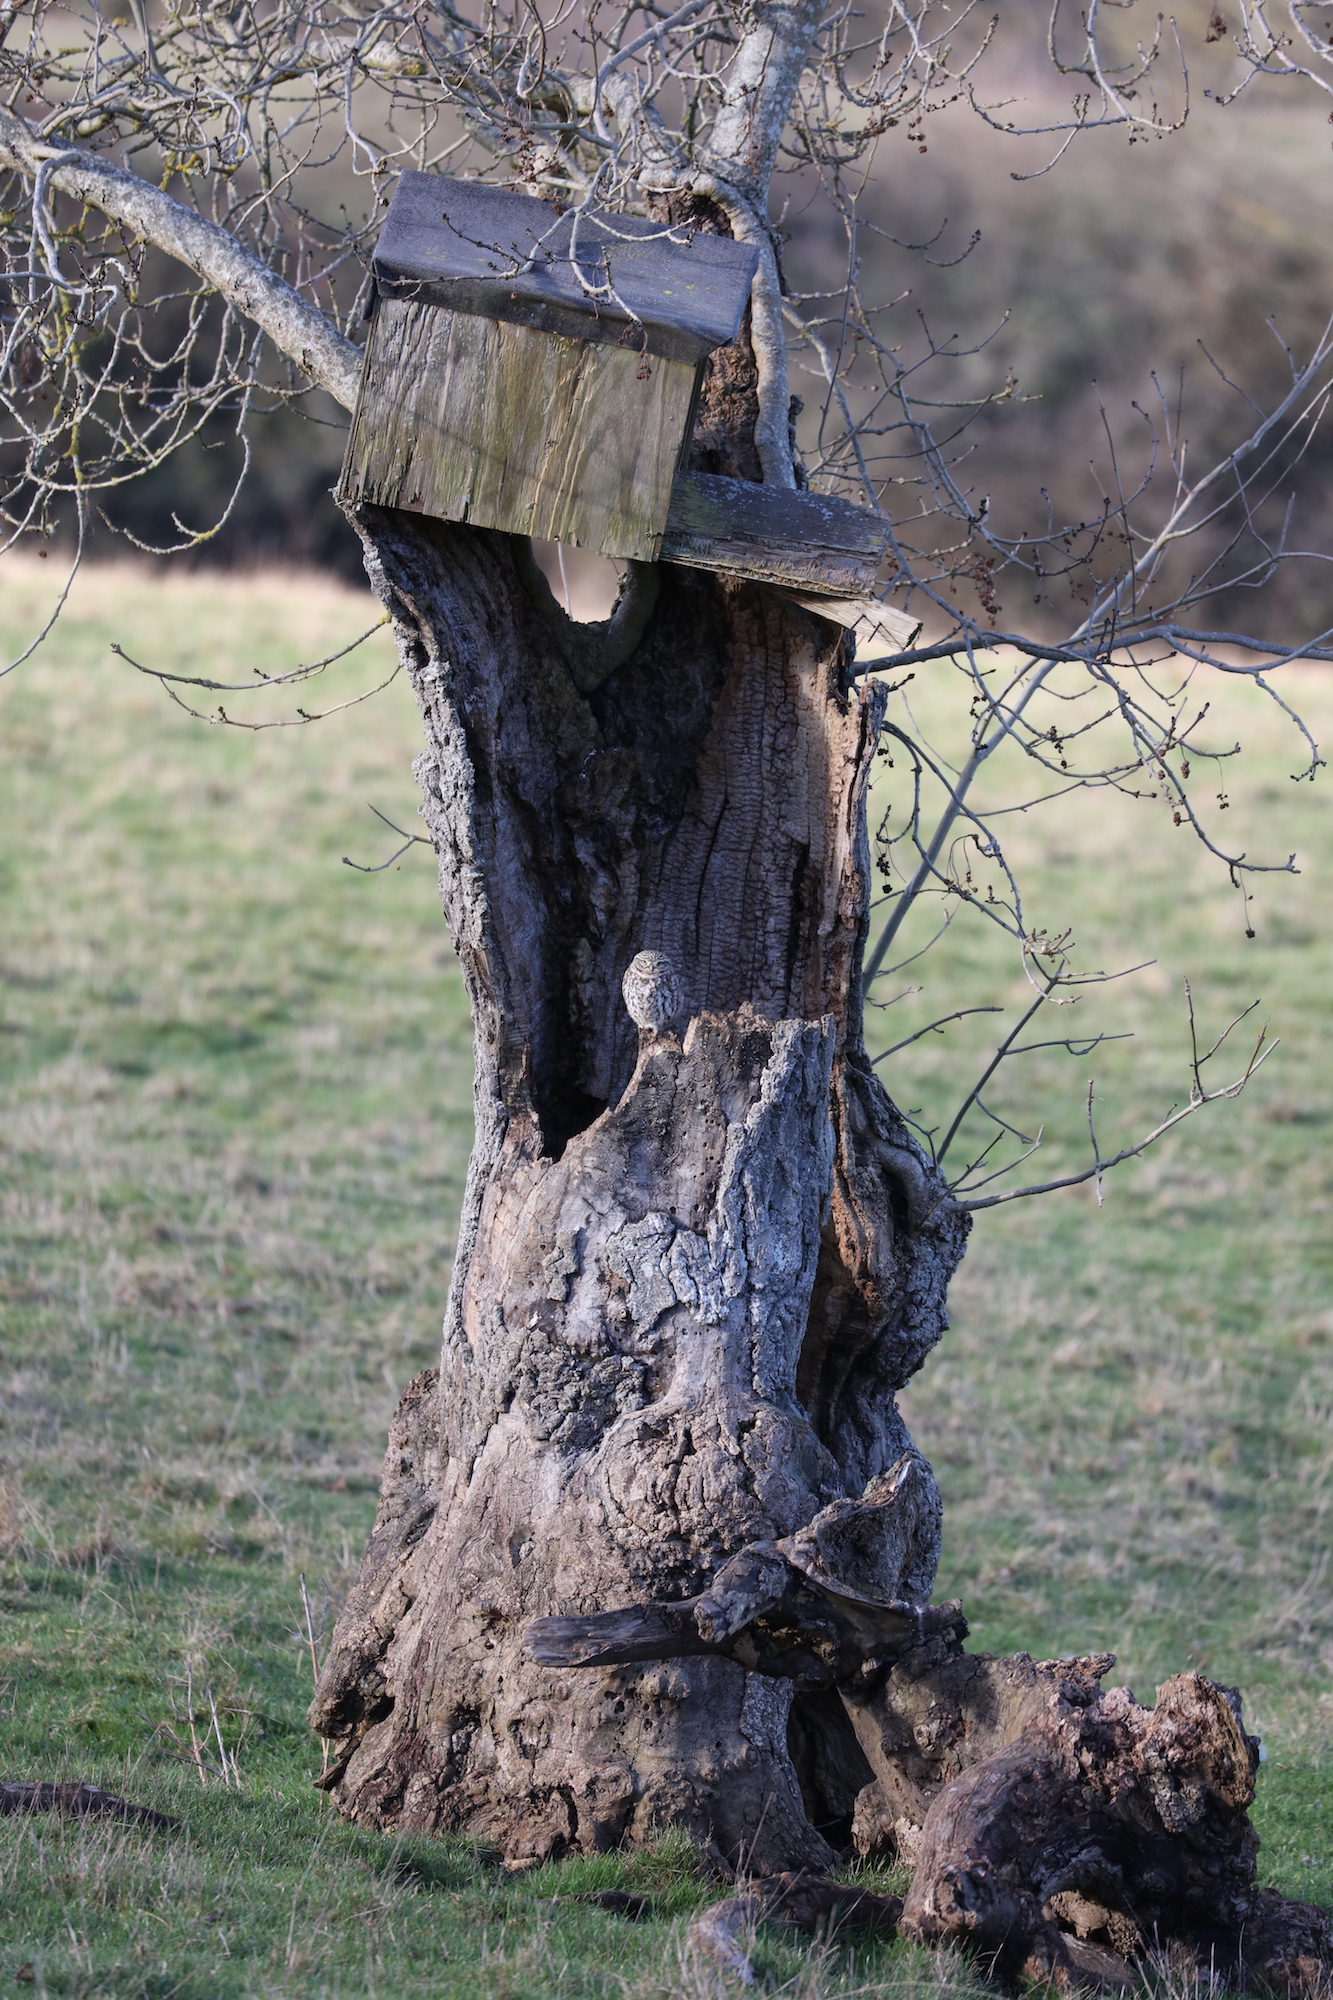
xmin=893 ymin=1668 xmax=1330 ymax=1996
xmin=532 ymin=1585 xmax=1333 ymax=1996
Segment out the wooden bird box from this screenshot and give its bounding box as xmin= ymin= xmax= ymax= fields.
xmin=340 ymin=174 xmax=760 ymax=561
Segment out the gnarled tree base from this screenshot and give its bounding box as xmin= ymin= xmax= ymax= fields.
xmin=309 ymin=509 xmax=971 ymax=1878
xmin=308 ymin=509 xmax=1330 ymax=1979
xmin=537 ymin=1580 xmax=1332 ymax=1995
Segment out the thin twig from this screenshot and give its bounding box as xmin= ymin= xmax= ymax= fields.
xmin=872 ymin=1005 xmax=1003 ymax=1065
xmin=955 ymin=1001 xmax=1275 ymax=1211
xmin=300 ymin=1573 xmax=330 ymax=1779
xmin=299 ymin=1574 xmax=322 ymax=1688
xmin=183 ymin=1665 xmax=208 ymax=1789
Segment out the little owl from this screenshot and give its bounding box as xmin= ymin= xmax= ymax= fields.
xmin=622 ymin=950 xmax=683 ymax=1033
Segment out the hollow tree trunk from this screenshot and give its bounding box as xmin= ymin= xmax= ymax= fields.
xmin=309 ymin=506 xmax=970 ymax=1871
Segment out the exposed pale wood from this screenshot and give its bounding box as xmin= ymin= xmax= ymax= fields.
xmin=340 ymin=298 xmax=701 ymax=559
xmin=782 ymin=592 xmax=921 ymax=662
xmin=687 ymin=1896 xmax=762 ymax=1981
xmin=681 ymin=1873 xmax=902 ymax=1984
xmin=374 ymin=172 xmax=759 ymax=365
xmin=660 ymin=470 xmax=890 ymax=592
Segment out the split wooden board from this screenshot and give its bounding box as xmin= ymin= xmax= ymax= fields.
xmin=659 ymin=471 xmax=891 ymax=595
xmin=373 ymin=173 xmax=759 ymax=365
xmin=782 ymin=591 xmax=921 ymax=661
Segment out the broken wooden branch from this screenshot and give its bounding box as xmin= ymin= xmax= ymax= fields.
xmin=781 ymin=590 xmax=922 ymax=663
xmin=528 ymin=1472 xmax=968 ymax=1689
xmin=897 ymin=1667 xmax=1332 ymax=1998
xmin=527 ymin=1558 xmax=964 ymax=1684
xmin=533 ymin=1541 xmax=1333 ymax=1997
xmin=0 ymin=1783 xmax=179 ymax=1830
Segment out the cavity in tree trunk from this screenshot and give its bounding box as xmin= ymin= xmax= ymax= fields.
xmin=309 ymin=504 xmax=970 ymax=1873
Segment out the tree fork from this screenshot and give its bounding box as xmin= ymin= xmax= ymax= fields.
xmin=309 ymin=507 xmax=969 ymax=1871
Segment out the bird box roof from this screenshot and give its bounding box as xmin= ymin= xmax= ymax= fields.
xmin=372 ymin=174 xmax=759 ymax=366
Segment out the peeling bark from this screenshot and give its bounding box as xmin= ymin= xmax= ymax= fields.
xmin=311 ymin=509 xmax=969 ymax=1871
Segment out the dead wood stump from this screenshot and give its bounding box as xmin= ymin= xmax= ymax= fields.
xmin=536 ymin=1573 xmax=1333 ymax=1995
xmin=894 ymin=1663 xmax=1333 ymax=1997
xmin=308 ymin=513 xmax=971 ymax=1874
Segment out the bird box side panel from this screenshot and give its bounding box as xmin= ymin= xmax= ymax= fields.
xmin=341 ymin=300 xmax=698 ymax=560
xmin=493 ymin=326 xmax=700 ymax=557
xmin=340 ymin=297 xmax=480 ymax=525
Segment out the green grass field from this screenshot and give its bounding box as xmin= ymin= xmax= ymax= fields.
xmin=0 ymin=559 xmax=1329 ymax=1996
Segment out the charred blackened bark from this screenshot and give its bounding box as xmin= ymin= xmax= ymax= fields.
xmin=310 ymin=510 xmax=970 ymax=1870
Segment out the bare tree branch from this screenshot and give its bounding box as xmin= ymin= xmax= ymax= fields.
xmin=0 ymin=107 xmax=363 ymax=410
xmin=952 ymin=989 xmax=1276 ymax=1211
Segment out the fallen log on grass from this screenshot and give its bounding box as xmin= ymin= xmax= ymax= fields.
xmin=0 ymin=1782 xmax=179 ymax=1830
xmin=845 ymin=1641 xmax=1333 ymax=1994
xmin=529 ymin=1534 xmax=1333 ymax=1997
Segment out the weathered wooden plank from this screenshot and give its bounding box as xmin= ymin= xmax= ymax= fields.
xmin=340 ymin=298 xmax=700 ymax=559
xmin=373 ymin=173 xmax=760 ymax=365
xmin=659 ymin=471 xmax=891 ymax=594
xmin=782 ymin=591 xmax=921 ymax=661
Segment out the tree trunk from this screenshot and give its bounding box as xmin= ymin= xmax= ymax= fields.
xmin=309 ymin=507 xmax=970 ymax=1871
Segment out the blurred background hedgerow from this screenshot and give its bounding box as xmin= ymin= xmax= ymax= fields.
xmin=65 ymin=0 xmax=1333 ymax=644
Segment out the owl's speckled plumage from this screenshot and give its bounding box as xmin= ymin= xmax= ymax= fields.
xmin=622 ymin=950 xmax=683 ymax=1032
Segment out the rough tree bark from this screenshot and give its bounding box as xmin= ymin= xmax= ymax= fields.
xmin=309 ymin=492 xmax=971 ymax=1871
xmin=306 ymin=464 xmax=1333 ymax=1997
xmin=301 ymin=144 xmax=1332 ymax=1995
xmin=533 ymin=1595 xmax=1332 ymax=1992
